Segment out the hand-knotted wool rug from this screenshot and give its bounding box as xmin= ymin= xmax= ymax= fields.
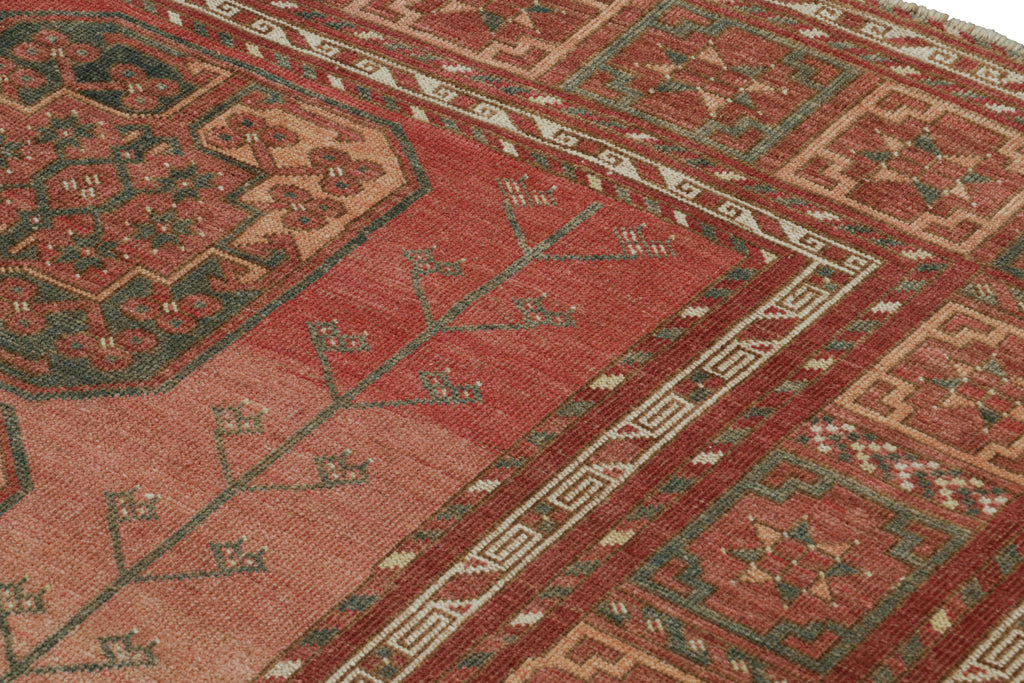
xmin=0 ymin=0 xmax=1023 ymax=680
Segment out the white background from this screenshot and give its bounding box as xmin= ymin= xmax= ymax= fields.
xmin=914 ymin=0 xmax=1024 ymax=44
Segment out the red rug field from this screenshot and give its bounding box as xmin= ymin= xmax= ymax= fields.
xmin=0 ymin=0 xmax=1022 ymax=680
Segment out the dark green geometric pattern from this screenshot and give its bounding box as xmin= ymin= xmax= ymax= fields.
xmin=564 ymin=0 xmax=859 ymax=162
xmin=0 ymin=15 xmax=429 ymax=399
xmin=632 ymin=450 xmax=969 ymax=673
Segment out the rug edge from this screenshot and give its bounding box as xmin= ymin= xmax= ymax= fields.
xmin=868 ymin=0 xmax=1024 ymax=57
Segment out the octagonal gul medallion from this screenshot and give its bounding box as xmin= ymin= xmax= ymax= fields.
xmin=0 ymin=16 xmax=427 ymax=397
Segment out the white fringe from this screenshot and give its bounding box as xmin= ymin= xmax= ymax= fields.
xmin=871 ymin=0 xmax=1024 ymax=57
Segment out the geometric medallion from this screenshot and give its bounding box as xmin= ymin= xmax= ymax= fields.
xmin=0 ymin=16 xmax=427 ymax=397
xmin=565 ymin=0 xmax=859 ymax=162
xmin=839 ymin=303 xmax=1024 ymax=485
xmin=729 ymin=517 xmax=864 ymax=607
xmin=778 ymin=83 xmax=1024 ymax=254
xmin=632 ymin=451 xmax=968 ymax=673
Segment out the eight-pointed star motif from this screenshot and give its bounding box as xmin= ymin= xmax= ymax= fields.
xmin=729 ymin=517 xmax=863 ymax=606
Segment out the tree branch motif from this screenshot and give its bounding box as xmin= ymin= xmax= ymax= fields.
xmin=104 ymin=487 xmax=160 ymax=574
xmin=346 ymin=369 xmax=483 ymax=410
xmin=0 ymin=578 xmax=153 ymax=677
xmin=0 ymin=175 xmax=680 ymax=680
xmin=27 ymin=632 xmax=156 ymax=676
xmin=247 ymin=450 xmax=370 ymax=492
xmin=445 ymin=295 xmax=575 ymax=333
xmin=538 ymin=224 xmax=676 ymax=262
xmin=500 ymin=175 xmax=557 ymax=209
xmin=212 ymin=400 xmax=372 ymax=492
xmin=0 ymin=579 xmax=46 ymax=668
xmin=308 ymin=322 xmax=371 ymax=400
xmin=136 ymin=538 xmax=267 ymax=584
xmin=213 ymin=399 xmax=268 ymax=486
xmin=307 ymin=176 xmax=671 ymax=409
xmin=308 ymin=175 xmax=677 ymax=406
xmin=105 ymin=484 xmax=269 ymax=585
xmin=405 ymin=247 xmax=465 ymax=327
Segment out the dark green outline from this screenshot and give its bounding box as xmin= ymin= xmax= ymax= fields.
xmin=0 ymin=404 xmax=29 ymax=517
xmin=632 ymin=450 xmax=969 ymax=673
xmin=0 ymin=10 xmax=430 ymax=401
xmin=563 ymin=0 xmax=860 ymax=163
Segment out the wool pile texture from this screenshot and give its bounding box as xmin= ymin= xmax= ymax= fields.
xmin=1 ymin=0 xmax=1024 ymax=680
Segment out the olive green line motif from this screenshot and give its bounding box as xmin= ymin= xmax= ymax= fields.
xmin=0 ymin=174 xmax=678 ymax=679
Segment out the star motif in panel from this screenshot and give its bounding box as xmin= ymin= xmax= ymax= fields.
xmin=644 ymin=38 xmax=789 ymax=119
xmin=861 ymin=127 xmax=990 ymax=209
xmin=729 ymin=517 xmax=864 ymax=607
xmin=913 ymin=338 xmax=1024 ymax=439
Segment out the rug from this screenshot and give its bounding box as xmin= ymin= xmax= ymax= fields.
xmin=0 ymin=0 xmax=1022 ymax=680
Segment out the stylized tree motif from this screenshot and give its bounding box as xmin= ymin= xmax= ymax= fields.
xmin=2 ymin=176 xmax=679 ymax=680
